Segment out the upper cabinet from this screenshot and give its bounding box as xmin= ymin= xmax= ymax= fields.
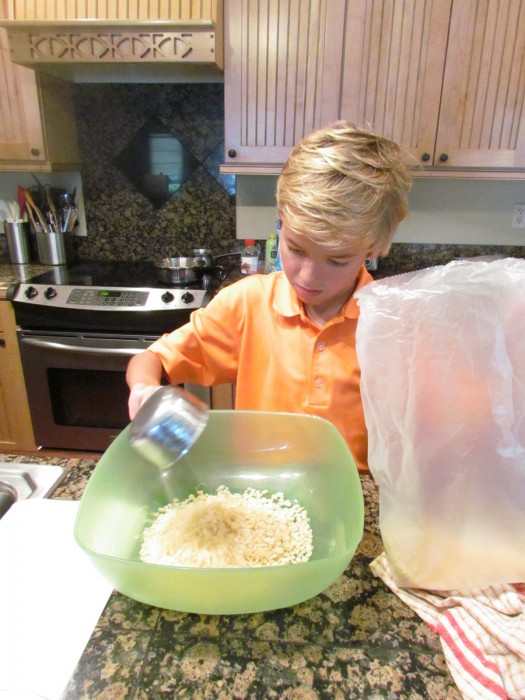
xmin=223 ymin=0 xmax=525 ymax=177
xmin=224 ymin=0 xmax=345 ymax=167
xmin=2 ymin=0 xmax=221 ymax=21
xmin=341 ymin=0 xmax=525 ymax=171
xmin=0 ymin=27 xmax=80 ymax=171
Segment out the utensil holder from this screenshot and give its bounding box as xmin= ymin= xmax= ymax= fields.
xmin=37 ymin=231 xmax=68 ymax=265
xmin=4 ymin=221 xmax=30 ymax=264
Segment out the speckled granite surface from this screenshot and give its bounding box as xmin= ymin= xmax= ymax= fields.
xmin=71 ymin=83 xmax=238 ymax=262
xmin=0 ymin=452 xmax=461 ymax=699
xmin=375 ymin=242 xmax=525 ymax=278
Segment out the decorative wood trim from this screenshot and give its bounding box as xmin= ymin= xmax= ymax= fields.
xmin=2 ymin=21 xmax=220 ymax=65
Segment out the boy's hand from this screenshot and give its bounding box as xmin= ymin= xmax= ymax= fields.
xmin=128 ymin=383 xmax=161 ymax=420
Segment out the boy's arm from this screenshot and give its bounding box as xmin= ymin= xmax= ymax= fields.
xmin=126 ymin=349 xmax=164 ymax=419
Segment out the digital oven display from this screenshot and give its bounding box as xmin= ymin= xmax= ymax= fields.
xmin=66 ymin=288 xmax=149 ymax=307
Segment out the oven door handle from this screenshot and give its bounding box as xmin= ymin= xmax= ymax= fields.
xmin=21 ymin=337 xmax=145 ymax=356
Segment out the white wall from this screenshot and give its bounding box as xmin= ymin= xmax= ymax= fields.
xmin=235 ymin=175 xmax=525 ymax=246
xmin=235 ymin=176 xmax=279 ymax=240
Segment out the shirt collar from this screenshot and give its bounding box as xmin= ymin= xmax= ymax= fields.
xmin=273 ymin=267 xmax=373 ymax=320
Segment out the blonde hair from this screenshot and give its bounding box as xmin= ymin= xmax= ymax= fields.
xmin=276 ymin=121 xmax=412 ymax=255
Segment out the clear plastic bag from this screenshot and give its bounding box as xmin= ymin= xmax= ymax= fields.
xmin=356 ymin=258 xmax=525 ymax=589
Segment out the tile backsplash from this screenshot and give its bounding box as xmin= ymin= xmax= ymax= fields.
xmin=71 ymin=82 xmax=237 ymax=262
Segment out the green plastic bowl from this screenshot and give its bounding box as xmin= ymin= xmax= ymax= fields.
xmin=75 ymin=411 xmax=364 ymax=615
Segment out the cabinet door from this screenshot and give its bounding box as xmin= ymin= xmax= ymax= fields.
xmin=224 ymin=0 xmax=346 ymax=165
xmin=0 ymin=302 xmax=36 ymax=451
xmin=0 ymin=27 xmax=79 ymax=170
xmin=0 ymin=27 xmax=45 ymax=162
xmin=435 ymin=0 xmax=525 ymax=168
xmin=339 ymin=0 xmax=451 ymax=166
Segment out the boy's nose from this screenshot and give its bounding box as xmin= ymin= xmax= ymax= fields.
xmin=299 ymin=259 xmax=320 ymax=284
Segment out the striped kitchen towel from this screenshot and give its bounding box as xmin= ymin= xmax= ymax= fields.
xmin=371 ymin=553 xmax=525 ymax=700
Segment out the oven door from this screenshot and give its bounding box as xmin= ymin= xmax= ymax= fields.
xmin=17 ymin=330 xmax=209 ymax=452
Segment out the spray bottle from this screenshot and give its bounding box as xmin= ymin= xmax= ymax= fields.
xmin=274 ymin=219 xmax=283 ymax=271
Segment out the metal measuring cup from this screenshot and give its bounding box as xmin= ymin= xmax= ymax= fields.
xmin=129 ymin=386 xmax=209 ymax=469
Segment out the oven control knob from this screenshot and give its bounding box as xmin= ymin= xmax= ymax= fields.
xmin=181 ymin=292 xmax=195 ymax=305
xmin=161 ymin=291 xmax=175 ymax=304
xmin=44 ymin=287 xmax=57 ymax=299
xmin=24 ymin=286 xmax=38 ymax=299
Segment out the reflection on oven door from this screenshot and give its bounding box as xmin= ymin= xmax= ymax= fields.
xmin=18 ymin=331 xmax=153 ymax=451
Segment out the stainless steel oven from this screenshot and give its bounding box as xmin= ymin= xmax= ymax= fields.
xmin=7 ymin=261 xmax=214 ymax=452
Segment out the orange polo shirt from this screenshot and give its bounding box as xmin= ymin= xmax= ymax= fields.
xmin=149 ymin=268 xmax=373 ymax=471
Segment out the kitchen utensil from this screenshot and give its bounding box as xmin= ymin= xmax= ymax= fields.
xmin=129 ymin=385 xmax=209 ymax=470
xmin=46 ymin=188 xmax=60 ymax=233
xmin=23 ymin=188 xmax=47 ymax=232
xmin=156 ymin=257 xmax=199 ymax=284
xmin=21 ymin=193 xmax=37 ymax=232
xmin=0 ymin=199 xmax=18 ymax=221
xmin=17 ymin=186 xmax=26 ymax=220
xmin=49 ymin=187 xmax=75 ymax=232
xmin=75 ymin=410 xmax=364 ymax=615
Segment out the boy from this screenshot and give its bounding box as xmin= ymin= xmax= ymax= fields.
xmin=127 ymin=121 xmax=411 ymax=471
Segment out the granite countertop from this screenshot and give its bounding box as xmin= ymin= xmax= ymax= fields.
xmin=0 ymin=453 xmax=460 ymax=699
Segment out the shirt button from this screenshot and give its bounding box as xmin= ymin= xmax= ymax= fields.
xmin=314 ymin=377 xmax=323 ymax=388
xmin=317 ymin=341 xmax=326 ymax=351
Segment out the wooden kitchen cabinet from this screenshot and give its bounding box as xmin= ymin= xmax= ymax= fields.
xmin=224 ymin=0 xmax=345 ymax=167
xmin=0 ymin=300 xmax=36 ymax=451
xmin=2 ymin=0 xmax=221 ymax=21
xmin=223 ymin=0 xmax=525 ymax=176
xmin=340 ymin=0 xmax=525 ymax=171
xmin=0 ymin=27 xmax=80 ymax=171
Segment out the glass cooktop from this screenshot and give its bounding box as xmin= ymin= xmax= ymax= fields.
xmin=26 ymin=261 xmax=200 ymax=290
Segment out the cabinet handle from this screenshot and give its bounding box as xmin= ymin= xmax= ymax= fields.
xmin=30 ymin=148 xmax=40 ymax=156
xmin=439 ymin=153 xmax=449 ymax=162
xmin=0 ymin=338 xmax=5 ymax=347
xmin=228 ymin=149 xmax=237 ymax=158
xmin=421 ymin=153 xmax=431 ymax=162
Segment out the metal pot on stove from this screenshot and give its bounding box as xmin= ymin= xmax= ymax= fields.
xmin=192 ymin=248 xmax=241 ymax=270
xmin=156 ymin=255 xmax=228 ymax=285
xmin=156 ymin=257 xmax=200 ymax=285
xmin=191 ymin=248 xmax=215 ymax=268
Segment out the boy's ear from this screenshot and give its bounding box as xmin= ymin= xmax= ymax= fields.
xmin=367 ymin=246 xmax=382 ymax=259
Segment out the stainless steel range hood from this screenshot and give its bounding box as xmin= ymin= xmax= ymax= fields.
xmin=0 ymin=18 xmax=224 ymax=83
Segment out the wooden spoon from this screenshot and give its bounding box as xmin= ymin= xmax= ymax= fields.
xmin=24 ymin=187 xmax=48 ymax=232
